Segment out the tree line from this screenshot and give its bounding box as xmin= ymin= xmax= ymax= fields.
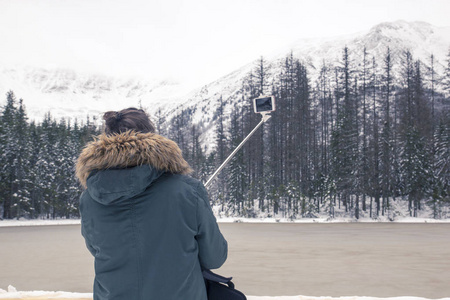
xmin=169 ymin=47 xmax=450 ymax=220
xmin=0 ymin=46 xmax=449 ymax=220
xmin=0 ymin=91 xmax=99 ymax=219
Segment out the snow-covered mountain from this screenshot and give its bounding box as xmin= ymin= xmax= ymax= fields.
xmin=1 ymin=21 xmax=449 ymax=128
xmin=0 ymin=66 xmax=194 ymax=123
xmin=165 ymin=20 xmax=450 ymax=147
xmin=286 ymin=20 xmax=450 ymax=72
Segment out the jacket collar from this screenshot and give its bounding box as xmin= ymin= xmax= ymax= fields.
xmin=76 ymin=131 xmax=192 ymax=188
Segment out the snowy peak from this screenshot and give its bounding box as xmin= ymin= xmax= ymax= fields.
xmin=283 ymin=20 xmax=449 ymax=69
xmin=362 ymin=20 xmax=449 ymax=58
xmin=370 ymin=20 xmax=434 ymax=38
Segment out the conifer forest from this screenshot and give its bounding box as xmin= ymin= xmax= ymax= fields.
xmin=1 ymin=47 xmax=449 ymax=220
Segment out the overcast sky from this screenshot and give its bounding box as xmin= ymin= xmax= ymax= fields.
xmin=1 ymin=0 xmax=449 ymax=87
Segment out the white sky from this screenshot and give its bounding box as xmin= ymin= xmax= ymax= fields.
xmin=1 ymin=0 xmax=449 ymax=87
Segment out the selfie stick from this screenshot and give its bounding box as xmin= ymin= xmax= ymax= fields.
xmin=205 ymin=112 xmax=272 ymax=188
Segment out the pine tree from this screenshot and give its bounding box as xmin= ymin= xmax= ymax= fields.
xmin=215 ymin=96 xmax=227 ymax=164
xmin=214 ymin=96 xmax=228 ymax=199
xmin=317 ymin=60 xmax=332 ymax=178
xmin=227 ymin=106 xmax=246 ymax=215
xmin=443 ymin=48 xmax=450 ymax=99
xmin=400 ymin=128 xmax=430 ymax=217
xmin=36 ymin=114 xmax=60 ymax=218
xmin=380 ymin=47 xmax=394 ymax=215
xmin=360 ymin=47 xmax=370 ymax=212
xmin=330 ymin=46 xmax=358 ymax=212
xmin=238 ymin=58 xmax=271 ymax=211
xmin=27 ymin=121 xmax=43 ymax=218
xmin=14 ymin=99 xmax=31 ymax=218
xmin=53 ymin=119 xmax=79 ymax=218
xmin=0 ymin=91 xmax=18 ymax=219
xmin=397 ymin=55 xmax=433 ymax=216
xmin=190 ymin=124 xmax=206 ymax=182
xmin=429 ymin=116 xmax=450 ymax=218
xmin=367 ymin=56 xmax=381 ymax=217
xmin=254 ymin=56 xmax=271 ymax=96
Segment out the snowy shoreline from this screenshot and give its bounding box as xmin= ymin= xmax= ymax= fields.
xmin=1 ymin=217 xmax=450 ymax=227
xmin=1 ymin=287 xmax=449 ymax=300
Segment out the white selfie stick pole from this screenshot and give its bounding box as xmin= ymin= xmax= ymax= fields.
xmin=205 ymin=112 xmax=272 ymax=188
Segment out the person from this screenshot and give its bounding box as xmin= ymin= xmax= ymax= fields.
xmin=75 ymin=107 xmax=228 ymax=300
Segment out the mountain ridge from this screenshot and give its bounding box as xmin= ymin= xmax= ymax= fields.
xmin=1 ymin=20 xmax=448 ymax=125
xmin=164 ymin=20 xmax=450 ymax=149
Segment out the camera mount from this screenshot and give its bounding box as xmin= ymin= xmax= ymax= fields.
xmin=205 ymin=107 xmax=273 ymax=188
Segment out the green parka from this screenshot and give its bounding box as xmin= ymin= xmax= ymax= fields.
xmin=76 ymin=131 xmax=228 ymax=300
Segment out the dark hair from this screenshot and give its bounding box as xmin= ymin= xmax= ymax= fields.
xmin=103 ymin=107 xmax=155 ymax=135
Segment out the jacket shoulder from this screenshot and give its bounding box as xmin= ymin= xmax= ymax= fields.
xmin=155 ymin=174 xmax=209 ymax=208
xmin=162 ymin=174 xmax=205 ymax=195
xmin=178 ymin=175 xmax=203 ymax=189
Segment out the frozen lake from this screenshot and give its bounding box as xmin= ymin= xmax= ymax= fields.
xmin=0 ymin=223 xmax=449 ymax=298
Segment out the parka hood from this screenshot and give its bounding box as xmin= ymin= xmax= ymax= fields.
xmin=75 ymin=131 xmax=192 ymax=203
xmin=86 ymin=166 xmax=164 ymax=204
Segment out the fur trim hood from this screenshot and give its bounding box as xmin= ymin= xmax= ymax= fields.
xmin=76 ymin=131 xmax=192 ymax=188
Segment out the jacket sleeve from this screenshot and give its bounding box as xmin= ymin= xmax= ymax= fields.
xmin=81 ymin=219 xmax=96 ymax=256
xmin=195 ymin=182 xmax=228 ymax=270
xmin=80 ymin=191 xmax=97 ymax=257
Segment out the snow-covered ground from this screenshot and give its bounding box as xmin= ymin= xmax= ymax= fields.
xmin=0 ymin=219 xmax=82 ymax=227
xmin=1 ymin=216 xmax=450 ymax=228
xmin=1 ymin=286 xmax=449 ymax=300
xmin=0 ymin=287 xmax=449 ymax=300
xmin=215 ymin=216 xmax=450 ymax=223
